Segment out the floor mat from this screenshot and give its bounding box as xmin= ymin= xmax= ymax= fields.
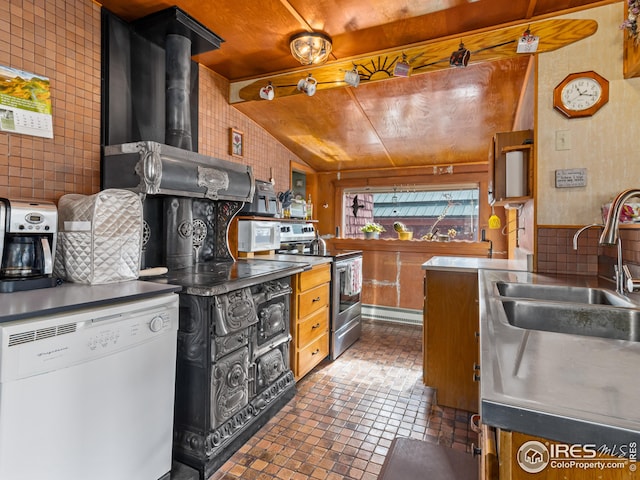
xmin=378 ymin=437 xmax=478 ymax=480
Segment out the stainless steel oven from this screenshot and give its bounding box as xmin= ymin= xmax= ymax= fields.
xmin=331 ymin=253 xmax=362 ymax=360
xmin=276 ymin=226 xmax=363 ymax=360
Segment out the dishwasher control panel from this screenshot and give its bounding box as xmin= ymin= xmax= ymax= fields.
xmin=88 ymin=328 xmax=121 ymax=350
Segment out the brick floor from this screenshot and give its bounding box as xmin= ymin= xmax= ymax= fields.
xmin=209 ymin=319 xmax=477 ymax=480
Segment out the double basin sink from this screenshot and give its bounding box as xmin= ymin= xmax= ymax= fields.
xmin=496 ymin=282 xmax=640 ymax=342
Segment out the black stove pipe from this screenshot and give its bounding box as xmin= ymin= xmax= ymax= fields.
xmin=164 ymin=33 xmax=194 ymax=269
xmin=165 ymin=33 xmax=192 ymax=151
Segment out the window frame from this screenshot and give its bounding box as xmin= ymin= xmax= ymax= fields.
xmin=342 ymin=183 xmax=480 ymax=241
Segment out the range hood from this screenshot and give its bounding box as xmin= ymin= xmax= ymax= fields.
xmin=102 ymin=7 xmax=253 ymax=203
xmin=103 ymin=141 xmax=254 ymax=202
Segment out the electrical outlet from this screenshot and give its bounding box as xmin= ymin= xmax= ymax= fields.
xmin=556 ymin=130 xmax=571 ymax=150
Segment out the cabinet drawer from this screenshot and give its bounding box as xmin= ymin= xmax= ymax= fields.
xmin=298 ymin=264 xmax=331 ymax=291
xmin=296 ymin=332 xmax=329 ymax=378
xmin=297 ymin=307 xmax=329 ymax=347
xmin=298 ymin=283 xmax=330 ymax=318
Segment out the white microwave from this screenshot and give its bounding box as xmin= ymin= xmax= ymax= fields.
xmin=237 ymin=220 xmax=281 ymax=252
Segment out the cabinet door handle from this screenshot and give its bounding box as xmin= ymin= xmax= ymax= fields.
xmin=473 ymin=372 xmax=481 ymax=382
xmin=312 ymin=296 xmax=321 ymax=303
xmin=473 ymin=363 xmax=480 ymax=371
xmin=311 ymin=323 xmax=321 ymax=329
xmin=311 ymin=348 xmax=320 ymax=355
xmin=469 ymin=414 xmax=481 ymax=434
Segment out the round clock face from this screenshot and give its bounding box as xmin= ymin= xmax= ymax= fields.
xmin=560 ymin=77 xmax=602 ymax=111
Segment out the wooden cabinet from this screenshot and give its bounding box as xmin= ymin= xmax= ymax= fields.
xmin=290 ymin=263 xmax=331 ymax=380
xmin=423 ymin=269 xmax=479 ymax=412
xmin=488 ymin=130 xmax=534 ymax=206
xmin=478 ymin=423 xmax=498 ymax=480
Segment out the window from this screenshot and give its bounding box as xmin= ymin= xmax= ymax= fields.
xmin=343 ymin=185 xmax=479 ymax=241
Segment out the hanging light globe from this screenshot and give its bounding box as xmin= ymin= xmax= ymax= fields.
xmin=289 ymin=31 xmax=333 ymax=65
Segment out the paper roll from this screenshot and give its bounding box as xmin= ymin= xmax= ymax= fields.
xmin=506 ymin=151 xmax=525 ymax=197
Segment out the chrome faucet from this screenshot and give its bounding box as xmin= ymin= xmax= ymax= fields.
xmin=598 ymin=189 xmax=640 ymax=295
xmin=573 ymin=223 xmax=627 ymax=295
xmin=572 ymin=223 xmax=602 ymax=251
xmin=600 ymin=189 xmax=640 ymax=245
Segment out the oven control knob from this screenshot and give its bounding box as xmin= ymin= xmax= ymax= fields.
xmin=149 ymin=315 xmax=164 ymax=332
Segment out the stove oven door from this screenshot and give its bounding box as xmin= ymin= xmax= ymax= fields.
xmin=251 ymin=280 xmax=292 ymax=350
xmin=332 ymin=257 xmax=363 ymax=360
xmin=210 ymin=346 xmax=249 ymax=429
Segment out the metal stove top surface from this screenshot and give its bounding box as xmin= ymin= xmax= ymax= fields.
xmin=161 ymin=259 xmax=305 ymax=296
xmin=278 ymin=249 xmax=362 ymax=260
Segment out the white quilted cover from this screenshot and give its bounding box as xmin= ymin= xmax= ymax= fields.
xmin=54 ymin=189 xmax=143 ymax=284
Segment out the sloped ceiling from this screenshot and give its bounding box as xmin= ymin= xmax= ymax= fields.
xmin=96 ymin=0 xmax=612 ymax=172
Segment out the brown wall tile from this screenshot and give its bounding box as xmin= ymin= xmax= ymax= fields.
xmin=536 ymin=226 xmax=639 ymax=277
xmin=0 ymin=0 xmax=101 ymax=201
xmin=1 ymin=1 xmax=303 ymax=204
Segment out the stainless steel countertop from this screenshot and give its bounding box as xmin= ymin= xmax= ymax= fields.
xmin=479 ymin=269 xmax=640 ymax=447
xmin=422 ymin=256 xmax=528 ymax=272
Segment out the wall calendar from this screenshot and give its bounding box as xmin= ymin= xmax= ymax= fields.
xmin=0 ymin=65 xmax=53 ymax=139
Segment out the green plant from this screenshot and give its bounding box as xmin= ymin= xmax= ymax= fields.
xmin=360 ymin=222 xmax=385 ymax=233
xmin=393 ymin=221 xmax=408 ymax=233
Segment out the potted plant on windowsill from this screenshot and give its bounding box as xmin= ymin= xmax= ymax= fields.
xmin=360 ymin=222 xmax=385 ymax=239
xmin=393 ymin=221 xmax=413 ymax=240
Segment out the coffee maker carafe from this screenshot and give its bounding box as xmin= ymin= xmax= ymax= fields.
xmin=0 ymin=199 xmax=58 ymax=293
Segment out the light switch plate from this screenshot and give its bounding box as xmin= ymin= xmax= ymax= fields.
xmin=555 ymin=130 xmax=571 ymax=150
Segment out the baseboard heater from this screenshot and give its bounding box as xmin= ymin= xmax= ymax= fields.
xmin=361 ymin=305 xmax=422 ymax=326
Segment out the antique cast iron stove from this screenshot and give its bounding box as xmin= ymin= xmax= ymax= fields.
xmin=101 ymin=7 xmax=300 ymax=478
xmin=173 ymin=279 xmax=294 ymax=476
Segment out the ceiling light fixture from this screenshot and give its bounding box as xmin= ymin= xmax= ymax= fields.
xmin=289 ymin=31 xmax=333 ymax=65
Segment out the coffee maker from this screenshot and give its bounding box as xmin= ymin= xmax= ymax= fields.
xmin=0 ymin=199 xmax=58 ymax=293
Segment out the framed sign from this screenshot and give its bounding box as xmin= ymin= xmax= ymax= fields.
xmin=229 ymin=127 xmax=244 ymax=157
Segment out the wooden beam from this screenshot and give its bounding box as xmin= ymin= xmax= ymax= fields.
xmin=229 ymin=18 xmax=597 ymax=104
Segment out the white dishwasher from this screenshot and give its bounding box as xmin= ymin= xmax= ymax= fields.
xmin=0 ymin=293 xmax=179 ymax=480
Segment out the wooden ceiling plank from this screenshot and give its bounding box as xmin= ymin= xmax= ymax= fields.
xmin=279 ymin=0 xmax=314 ymax=31
xmin=344 ymin=88 xmax=397 ymax=168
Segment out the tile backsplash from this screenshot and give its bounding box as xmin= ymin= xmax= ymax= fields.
xmin=537 ymin=226 xmax=640 ymax=279
xmin=0 ymin=0 xmax=102 ymax=201
xmin=1 ymin=1 xmax=301 ymax=203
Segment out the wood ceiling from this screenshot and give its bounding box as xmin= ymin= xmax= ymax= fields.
xmin=95 ymin=0 xmax=615 ymax=173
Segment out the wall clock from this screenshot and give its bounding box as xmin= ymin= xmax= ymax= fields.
xmin=553 ymin=71 xmax=609 ymax=118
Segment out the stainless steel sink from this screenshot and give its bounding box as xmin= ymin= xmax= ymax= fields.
xmin=496 ymin=282 xmax=634 ymax=307
xmin=501 ymin=299 xmax=640 ymax=342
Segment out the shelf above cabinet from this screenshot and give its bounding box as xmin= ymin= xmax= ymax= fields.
xmin=489 ymin=130 xmax=533 ymax=206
